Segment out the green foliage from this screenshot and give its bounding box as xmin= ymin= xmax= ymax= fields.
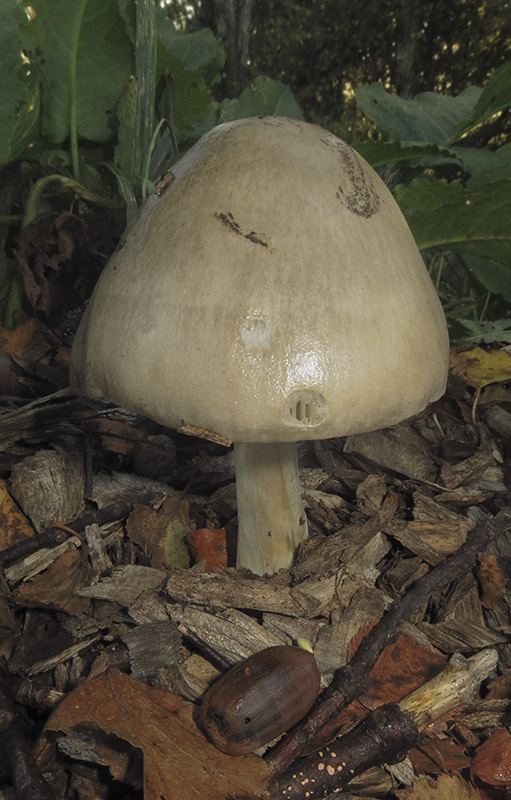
xmin=0 ymin=0 xmax=301 ymax=326
xmin=355 ymin=84 xmax=482 ymax=145
xmin=220 ymin=76 xmax=303 ymax=121
xmin=354 ymin=67 xmax=511 ymax=341
xmin=246 ymin=0 xmax=511 ymax=136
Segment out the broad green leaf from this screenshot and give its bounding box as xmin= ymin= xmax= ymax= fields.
xmin=22 ymin=0 xmax=133 ymax=144
xmin=396 ymin=176 xmax=511 ymax=264
xmin=352 ymin=139 xmax=458 ymax=169
xmin=356 ymin=83 xmax=481 ymax=145
xmin=456 ymin=62 xmax=511 ymax=139
xmin=166 ymin=55 xmax=212 ymax=130
xmin=221 ymin=76 xmax=303 ymax=122
xmin=464 ymin=255 xmax=511 ymax=302
xmin=451 ymin=146 xmax=511 ymax=182
xmin=0 ymin=0 xmax=34 ymax=165
xmin=157 ymin=13 xmax=215 ymax=132
xmin=156 ymin=8 xmax=224 ymax=85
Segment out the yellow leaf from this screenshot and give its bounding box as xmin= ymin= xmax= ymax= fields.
xmin=458 ymin=346 xmax=511 ymax=389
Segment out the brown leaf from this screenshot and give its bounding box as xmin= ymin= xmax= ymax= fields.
xmin=187 ymin=528 xmax=228 ymax=571
xmin=477 ymin=552 xmax=507 ymax=609
xmin=486 ymin=668 xmax=511 ymax=700
xmin=13 ymin=549 xmax=92 ymax=615
xmin=127 ymin=496 xmax=191 ymax=569
xmin=0 ymin=317 xmax=40 ymax=357
xmin=38 ymin=669 xmax=270 ymax=800
xmin=396 ymin=773 xmax=482 ymax=799
xmin=409 ymin=737 xmax=471 ymax=775
xmin=471 ymin=727 xmax=511 ymax=787
xmin=0 ymin=481 xmax=35 ymax=550
xmin=359 ymin=635 xmax=447 ymax=709
xmin=306 ymin=635 xmax=447 ymax=751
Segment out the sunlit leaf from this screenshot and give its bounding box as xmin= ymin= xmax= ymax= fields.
xmin=456 ymin=62 xmax=511 ymax=139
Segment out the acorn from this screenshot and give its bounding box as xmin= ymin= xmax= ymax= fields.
xmin=200 ymin=645 xmax=321 ymax=755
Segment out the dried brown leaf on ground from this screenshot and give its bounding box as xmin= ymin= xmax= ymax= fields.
xmin=127 ymin=496 xmax=192 ymax=569
xmin=0 ymin=318 xmax=40 ymax=357
xmin=471 ymin=726 xmax=511 ymax=788
xmin=409 ymin=737 xmax=472 ymax=776
xmin=477 ymin=552 xmax=507 ymax=609
xmin=12 ymin=548 xmax=92 ymax=615
xmin=395 ymin=773 xmax=482 ymax=799
xmin=37 ymin=668 xmax=270 ymax=800
xmin=0 ymin=481 xmax=35 ymax=550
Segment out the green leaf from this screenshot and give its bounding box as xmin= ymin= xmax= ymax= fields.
xmin=167 ymin=55 xmax=212 ymax=130
xmin=396 ymin=176 xmax=511 ymax=264
xmin=220 ymin=76 xmax=303 ymax=122
xmin=352 ymin=139 xmax=458 ymax=169
xmin=451 ymin=145 xmax=511 ymax=182
xmin=22 ymin=0 xmax=133 ymax=144
xmin=156 ymin=11 xmax=215 ymax=132
xmin=0 ymin=0 xmax=34 ymax=166
xmin=456 ymin=61 xmax=511 ymax=139
xmin=456 ymin=317 xmax=511 ymax=345
xmin=156 ymin=8 xmax=224 ymax=85
xmin=356 ymin=83 xmax=481 ymax=145
xmin=463 ymin=255 xmax=511 ymax=303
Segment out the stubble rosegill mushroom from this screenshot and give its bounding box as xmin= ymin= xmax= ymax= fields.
xmin=70 ymin=116 xmax=449 ymax=576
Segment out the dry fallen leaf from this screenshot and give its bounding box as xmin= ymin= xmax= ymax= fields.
xmin=351 ymin=633 xmax=447 ymax=709
xmin=409 ymin=737 xmax=471 ymax=775
xmin=305 ymin=635 xmax=447 ymax=751
xmin=127 ymin=496 xmax=191 ymax=569
xmin=0 ymin=317 xmax=40 ymax=357
xmin=457 ymin=347 xmax=511 ymax=390
xmin=0 ymin=480 xmax=35 ymax=550
xmin=187 ymin=528 xmax=228 ymax=571
xmin=12 ymin=548 xmax=92 ymax=615
xmin=396 ymin=773 xmax=482 ymax=799
xmin=37 ymin=668 xmax=270 ymax=800
xmin=471 ymin=727 xmax=511 ymax=788
xmin=477 ymin=552 xmax=507 ymax=609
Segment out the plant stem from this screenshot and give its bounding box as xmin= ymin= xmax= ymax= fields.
xmin=69 ymin=0 xmax=88 ymax=181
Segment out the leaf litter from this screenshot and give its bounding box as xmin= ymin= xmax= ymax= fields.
xmin=0 ymin=319 xmax=510 ymax=799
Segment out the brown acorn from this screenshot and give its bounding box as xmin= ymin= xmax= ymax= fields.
xmin=200 ymin=645 xmax=321 ymax=755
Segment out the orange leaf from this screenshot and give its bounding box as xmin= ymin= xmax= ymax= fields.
xmin=471 ymin=727 xmax=511 ymax=787
xmin=0 ymin=481 xmax=35 ymax=550
xmin=38 ymin=669 xmax=270 ymax=800
xmin=477 ymin=552 xmax=506 ymax=609
xmin=187 ymin=528 xmax=228 ymax=571
xmin=0 ymin=318 xmax=39 ymax=357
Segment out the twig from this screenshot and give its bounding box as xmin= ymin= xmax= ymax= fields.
xmin=271 ymin=649 xmax=498 ymax=799
xmin=0 ymin=679 xmax=54 ymax=800
xmin=265 ymin=510 xmax=510 ymax=774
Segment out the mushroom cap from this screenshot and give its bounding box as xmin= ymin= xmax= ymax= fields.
xmin=71 ymin=116 xmax=449 ymax=444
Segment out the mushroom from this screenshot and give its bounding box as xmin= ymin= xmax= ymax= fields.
xmin=70 ymin=116 xmax=449 ymax=575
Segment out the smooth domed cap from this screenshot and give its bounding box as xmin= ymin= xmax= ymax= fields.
xmin=71 ymin=116 xmax=449 ymax=443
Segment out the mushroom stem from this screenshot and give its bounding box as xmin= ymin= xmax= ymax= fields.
xmin=234 ymin=442 xmax=309 ymax=575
